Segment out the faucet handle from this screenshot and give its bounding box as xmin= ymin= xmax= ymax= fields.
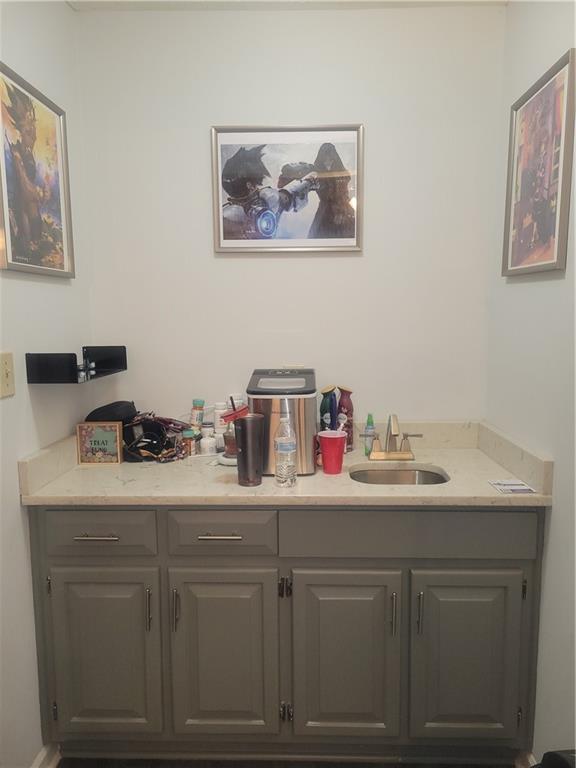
xmin=371 ymin=435 xmax=383 ymax=453
xmin=400 ymin=432 xmax=423 ymax=453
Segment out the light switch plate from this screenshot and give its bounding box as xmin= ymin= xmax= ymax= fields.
xmin=0 ymin=352 xmax=15 ymax=398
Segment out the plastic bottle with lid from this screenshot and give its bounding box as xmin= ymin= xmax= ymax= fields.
xmin=274 ymin=417 xmax=297 ymax=488
xmin=190 ymin=399 xmax=205 ymax=428
xmin=214 ymin=402 xmax=227 ymax=434
xmin=200 ymin=424 xmax=217 ymax=455
xmin=364 ymin=413 xmax=375 ymax=457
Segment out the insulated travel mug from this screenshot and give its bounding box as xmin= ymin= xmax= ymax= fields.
xmin=235 ymin=413 xmax=265 ymax=486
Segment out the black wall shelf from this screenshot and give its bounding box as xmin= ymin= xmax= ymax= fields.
xmin=26 ymin=346 xmax=127 ymax=384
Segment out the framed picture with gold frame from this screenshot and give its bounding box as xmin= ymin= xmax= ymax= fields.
xmin=0 ymin=61 xmax=74 ymax=277
xmin=77 ymin=422 xmax=123 ymax=465
xmin=502 ymin=49 xmax=575 ymax=276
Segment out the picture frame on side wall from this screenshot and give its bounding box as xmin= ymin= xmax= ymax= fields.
xmin=212 ymin=125 xmax=363 ymax=253
xmin=502 ymin=49 xmax=575 ymax=276
xmin=0 ymin=61 xmax=74 ymax=277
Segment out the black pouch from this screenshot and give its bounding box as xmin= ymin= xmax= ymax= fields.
xmin=85 ymin=400 xmax=138 ymax=425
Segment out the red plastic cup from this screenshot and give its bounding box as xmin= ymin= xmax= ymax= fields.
xmin=318 ymin=430 xmax=347 ymax=474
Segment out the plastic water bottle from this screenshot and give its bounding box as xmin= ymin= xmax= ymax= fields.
xmin=274 ymin=417 xmax=297 ymax=487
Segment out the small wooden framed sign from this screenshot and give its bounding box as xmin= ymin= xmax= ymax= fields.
xmin=77 ymin=422 xmax=122 ymax=465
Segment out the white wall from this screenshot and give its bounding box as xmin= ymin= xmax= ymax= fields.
xmin=488 ymin=1 xmax=575 ymax=757
xmin=2 ymin=3 xmax=572 ymax=766
xmin=0 ymin=9 xmax=507 ymax=765
xmin=0 ymin=4 xmax=104 ymax=766
xmin=77 ymin=4 xmax=505 ymax=421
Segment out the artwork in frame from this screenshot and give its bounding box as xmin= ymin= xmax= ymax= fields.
xmin=77 ymin=422 xmax=123 ymax=465
xmin=212 ymin=125 xmax=363 ymax=253
xmin=0 ymin=61 xmax=74 ymax=277
xmin=502 ymin=49 xmax=575 ymax=276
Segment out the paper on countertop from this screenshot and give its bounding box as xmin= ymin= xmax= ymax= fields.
xmin=489 ymin=479 xmax=536 ymax=494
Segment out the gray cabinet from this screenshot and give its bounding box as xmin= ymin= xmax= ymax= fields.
xmin=410 ymin=569 xmax=524 ymax=739
xmin=49 ymin=566 xmax=162 ymax=733
xmin=30 ymin=505 xmax=542 ymax=760
xmin=169 ymin=567 xmax=280 ymax=734
xmin=292 ymin=569 xmax=402 ymax=737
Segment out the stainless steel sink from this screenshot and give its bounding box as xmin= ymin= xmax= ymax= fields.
xmin=349 ymin=463 xmax=449 ymax=485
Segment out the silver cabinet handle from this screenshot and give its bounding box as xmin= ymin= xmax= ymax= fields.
xmin=172 ymin=588 xmax=180 ymax=632
xmin=417 ymin=591 xmax=424 ymax=634
xmin=197 ymin=533 xmax=243 ymax=541
xmin=391 ymin=592 xmax=398 ymax=636
xmin=145 ymin=588 xmax=152 ymax=632
xmin=73 ymin=533 xmax=120 ymax=542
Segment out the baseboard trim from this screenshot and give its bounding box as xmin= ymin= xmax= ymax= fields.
xmin=29 ymin=745 xmax=60 ymax=768
xmin=515 ymin=752 xmax=538 ymax=768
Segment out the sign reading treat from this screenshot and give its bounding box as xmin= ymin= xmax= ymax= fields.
xmin=77 ymin=422 xmax=122 ymax=465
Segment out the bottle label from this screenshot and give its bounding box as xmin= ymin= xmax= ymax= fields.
xmin=276 ymin=441 xmax=296 ymax=453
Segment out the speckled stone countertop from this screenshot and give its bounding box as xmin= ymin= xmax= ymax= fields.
xmin=19 ymin=422 xmax=553 ymax=508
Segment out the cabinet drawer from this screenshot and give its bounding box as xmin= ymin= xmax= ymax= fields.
xmin=280 ymin=509 xmax=538 ymax=559
xmin=45 ymin=509 xmax=157 ymax=556
xmin=168 ymin=509 xmax=277 ymax=555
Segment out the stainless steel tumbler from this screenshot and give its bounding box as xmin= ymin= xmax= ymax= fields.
xmin=234 ymin=413 xmax=265 ymax=487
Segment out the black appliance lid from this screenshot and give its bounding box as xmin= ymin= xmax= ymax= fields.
xmin=247 ymin=368 xmax=316 ymax=396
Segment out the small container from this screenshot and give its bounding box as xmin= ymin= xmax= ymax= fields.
xmin=200 ymin=434 xmax=217 ymax=455
xmin=182 ymin=429 xmax=197 ymax=456
xmin=201 ymin=423 xmax=215 ymax=438
xmin=191 ymin=399 xmax=205 ymax=428
xmin=214 ymin=402 xmax=227 ymax=434
xmin=223 ymin=422 xmax=237 ymax=457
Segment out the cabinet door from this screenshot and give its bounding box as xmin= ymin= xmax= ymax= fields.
xmin=170 ymin=568 xmax=279 ymax=734
xmin=292 ymin=569 xmax=402 ymax=737
xmin=50 ymin=567 xmax=162 ymax=733
xmin=410 ymin=569 xmax=523 ymax=739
